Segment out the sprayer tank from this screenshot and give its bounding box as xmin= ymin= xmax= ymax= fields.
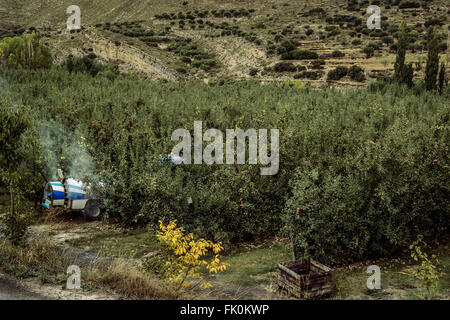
xmin=43 ymin=179 xmax=89 ymax=210
xmin=43 ymin=182 xmax=65 ymax=208
xmin=65 ymin=178 xmax=89 ymax=210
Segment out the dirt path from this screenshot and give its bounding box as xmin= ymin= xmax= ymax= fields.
xmin=0 ymin=272 xmax=47 ymax=300
xmin=18 ymin=277 xmax=120 ymax=300
xmin=0 ymin=268 xmax=121 ymax=300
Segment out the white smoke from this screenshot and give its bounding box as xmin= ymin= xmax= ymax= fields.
xmin=37 ymin=120 xmax=95 ymax=182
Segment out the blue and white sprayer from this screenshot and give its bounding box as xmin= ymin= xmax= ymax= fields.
xmin=42 ymin=169 xmax=101 ymax=220
xmin=41 ymin=154 xmax=184 ymax=220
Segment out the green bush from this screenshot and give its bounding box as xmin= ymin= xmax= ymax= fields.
xmin=1 ymin=200 xmax=31 ymax=246
xmin=60 ymin=55 xmax=118 ymax=77
xmin=327 ymin=66 xmax=348 ymax=80
xmin=331 ymin=50 xmax=345 ymax=58
xmin=311 ymin=59 xmax=325 ymax=70
xmin=192 ymin=59 xmax=217 ymax=71
xmin=347 ymin=65 xmax=365 ymax=82
xmin=249 ymin=68 xmax=259 ymax=76
xmin=278 ymin=39 xmax=296 ymax=53
xmin=382 ymin=36 xmax=394 ymax=45
xmin=273 ymin=62 xmax=296 ymax=72
xmin=293 ymin=71 xmax=323 ymax=80
xmin=363 ymin=45 xmax=375 ymax=58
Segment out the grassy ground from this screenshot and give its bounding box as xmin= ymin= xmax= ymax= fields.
xmin=214 ymin=240 xmax=450 ymax=299
xmin=216 ymin=243 xmax=292 ymax=287
xmin=2 ymin=194 xmax=448 ymax=299
xmin=334 ymin=253 xmax=450 ymax=300
xmin=67 ymin=227 xmax=158 ymax=258
xmin=52 ymin=219 xmax=450 ymax=299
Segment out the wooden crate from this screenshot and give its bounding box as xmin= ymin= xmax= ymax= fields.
xmin=277 ymin=259 xmax=335 ymax=299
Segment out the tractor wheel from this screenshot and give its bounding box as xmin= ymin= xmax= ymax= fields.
xmin=84 ymin=200 xmax=102 ymax=220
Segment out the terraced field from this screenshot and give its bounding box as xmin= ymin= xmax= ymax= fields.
xmin=1 ymin=0 xmax=449 ymax=84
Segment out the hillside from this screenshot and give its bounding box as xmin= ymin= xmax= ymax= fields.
xmin=1 ymin=0 xmax=449 ymax=83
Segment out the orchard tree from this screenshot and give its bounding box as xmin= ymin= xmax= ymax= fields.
xmin=0 ymin=98 xmax=43 ymax=245
xmin=0 ymin=99 xmax=31 ymax=178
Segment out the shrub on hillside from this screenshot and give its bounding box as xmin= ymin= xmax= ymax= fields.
xmin=60 ymin=55 xmax=118 ymax=77
xmin=331 ymin=50 xmax=345 ymax=58
xmin=294 ymin=71 xmax=323 ymax=80
xmin=311 ymin=59 xmax=325 ymax=70
xmin=327 ymin=66 xmax=348 ymax=80
xmin=347 ymin=65 xmax=365 ymax=82
xmin=249 ymin=68 xmax=259 ymax=76
xmin=273 ymin=61 xmax=297 ymax=72
xmin=192 ymin=59 xmax=217 ymax=71
xmin=363 ymin=45 xmax=375 ymax=58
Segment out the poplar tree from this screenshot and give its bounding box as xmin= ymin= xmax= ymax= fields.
xmin=0 ymin=33 xmax=52 ymax=69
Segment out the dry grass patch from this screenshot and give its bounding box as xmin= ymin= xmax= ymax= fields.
xmin=0 ymin=237 xmax=72 ymax=275
xmin=85 ymin=259 xmax=181 ymax=300
xmin=0 ymin=237 xmax=181 ymax=299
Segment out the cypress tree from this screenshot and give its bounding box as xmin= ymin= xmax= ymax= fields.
xmin=404 ymin=63 xmax=414 ymax=88
xmin=394 ymin=22 xmax=407 ymax=79
xmin=438 ymin=63 xmax=446 ymax=95
xmin=424 ymin=26 xmax=440 ymax=91
xmin=394 ymin=22 xmax=414 ymax=86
